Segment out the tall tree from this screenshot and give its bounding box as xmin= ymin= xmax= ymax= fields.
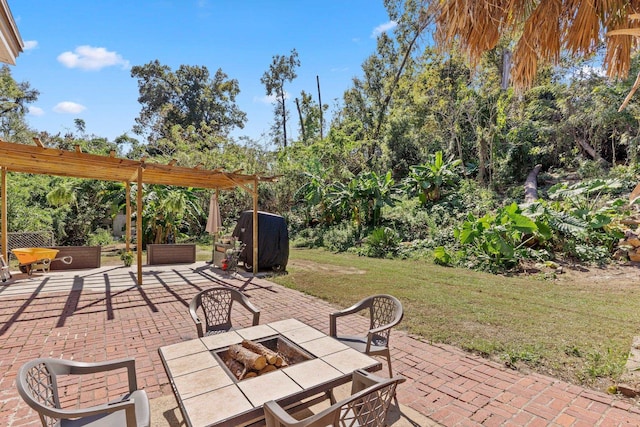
xmin=295 ymin=90 xmax=326 ymax=144
xmin=130 ymin=60 xmax=246 ymax=150
xmin=261 ymin=49 xmax=300 ymax=148
xmin=0 ymin=65 xmax=39 ymax=141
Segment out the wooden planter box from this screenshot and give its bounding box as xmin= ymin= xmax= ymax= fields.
xmin=147 ymin=244 xmax=196 ymax=265
xmin=48 ymin=246 xmax=101 ymax=271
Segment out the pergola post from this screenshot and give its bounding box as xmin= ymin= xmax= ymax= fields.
xmin=1 ymin=167 xmax=7 ymax=263
xmin=125 ymin=181 xmax=131 ymax=252
xmin=252 ymin=176 xmax=258 ymax=275
xmin=136 ymin=167 xmax=143 ymax=285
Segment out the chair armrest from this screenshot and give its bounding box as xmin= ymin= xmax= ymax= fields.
xmin=189 ymin=296 xmax=205 ymax=337
xmin=29 ymin=396 xmax=138 ymax=424
xmin=263 ymin=400 xmax=301 ymax=426
xmin=264 ymin=400 xmax=339 ymax=427
xmin=66 ymin=358 xmax=138 ymax=392
xmin=235 ymin=293 xmax=261 ymax=326
xmin=329 ymin=298 xmax=369 ymax=336
xmin=369 ymin=306 xmax=403 ymax=336
xmin=351 ymin=369 xmax=405 ymax=394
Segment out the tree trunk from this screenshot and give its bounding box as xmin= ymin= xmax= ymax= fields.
xmin=372 ymin=17 xmax=429 ymax=141
xmin=280 ymin=91 xmax=287 ymax=147
xmin=501 ymin=49 xmax=512 ymax=90
xmin=576 ymin=138 xmax=609 ymax=165
xmin=524 ymin=164 xmax=543 ymax=203
xmin=295 ymin=98 xmax=306 ymax=143
xmin=478 ymin=136 xmax=489 ymax=185
xmin=317 ymin=75 xmax=323 ymax=140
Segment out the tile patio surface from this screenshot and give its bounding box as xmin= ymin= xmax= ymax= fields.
xmin=1 ymin=262 xmax=639 ymax=426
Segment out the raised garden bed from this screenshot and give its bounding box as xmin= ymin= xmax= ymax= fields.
xmin=147 ymin=244 xmax=196 ymax=265
xmin=48 ymin=246 xmax=101 ymax=270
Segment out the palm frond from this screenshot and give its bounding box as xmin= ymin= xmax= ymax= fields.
xmin=547 ymin=211 xmax=589 ymax=238
xmin=433 ymin=0 xmax=639 ymax=92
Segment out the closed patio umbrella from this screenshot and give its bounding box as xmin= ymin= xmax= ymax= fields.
xmin=205 ymin=192 xmax=222 ymax=236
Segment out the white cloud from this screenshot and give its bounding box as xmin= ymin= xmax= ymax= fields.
xmin=23 ymin=40 xmax=38 ymax=50
xmin=53 ymin=102 xmax=86 ymax=114
xmin=371 ymin=20 xmax=397 ymax=38
xmin=28 ymin=106 xmax=44 ymax=116
xmin=57 ymin=45 xmax=130 ymax=71
xmin=254 ymin=92 xmax=290 ymax=104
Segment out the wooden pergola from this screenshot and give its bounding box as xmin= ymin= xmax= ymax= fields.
xmin=0 ymin=139 xmax=277 ymax=284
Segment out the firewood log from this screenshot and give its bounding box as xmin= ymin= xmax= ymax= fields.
xmin=241 ymin=340 xmax=280 ymax=365
xmin=258 ymin=364 xmax=277 ymax=375
xmin=244 ymin=371 xmax=258 ymax=378
xmin=225 ymin=358 xmax=246 ymax=380
xmin=228 ymin=344 xmax=267 ymax=371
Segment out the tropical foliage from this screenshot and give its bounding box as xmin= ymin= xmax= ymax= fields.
xmin=2 ymin=0 xmax=640 ymax=275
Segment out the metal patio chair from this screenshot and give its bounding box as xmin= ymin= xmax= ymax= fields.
xmin=16 ymin=357 xmax=150 ymax=427
xmin=263 ymin=369 xmax=403 ymax=427
xmin=189 ymin=286 xmax=260 ymax=337
xmin=330 ymin=294 xmax=404 ymax=377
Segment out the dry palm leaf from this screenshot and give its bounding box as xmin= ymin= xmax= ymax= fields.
xmin=434 ymin=0 xmax=638 ymax=91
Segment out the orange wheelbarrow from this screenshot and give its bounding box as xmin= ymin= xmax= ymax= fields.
xmin=11 ymin=248 xmax=72 ymax=276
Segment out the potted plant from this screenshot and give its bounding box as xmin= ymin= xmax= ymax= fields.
xmin=120 ymin=250 xmax=134 ymax=267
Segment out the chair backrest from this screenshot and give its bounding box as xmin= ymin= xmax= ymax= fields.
xmin=264 ymin=370 xmax=401 ymax=427
xmin=197 ymin=287 xmax=236 ymax=333
xmin=368 ymin=295 xmax=403 ymax=346
xmin=17 ymin=359 xmax=64 ymax=427
xmin=336 ymin=376 xmax=398 ymax=426
xmin=191 ymin=287 xmax=259 ymax=336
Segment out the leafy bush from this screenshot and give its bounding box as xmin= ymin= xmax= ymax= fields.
xmin=454 ymin=202 xmax=549 ymax=272
xmin=88 ymin=228 xmax=114 ymax=246
xmin=355 ymin=227 xmax=400 ymax=258
xmin=289 ymin=227 xmax=325 ymax=248
xmin=323 ymin=223 xmax=362 ymax=252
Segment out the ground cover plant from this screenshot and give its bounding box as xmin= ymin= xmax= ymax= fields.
xmin=272 ymin=248 xmax=640 ymax=394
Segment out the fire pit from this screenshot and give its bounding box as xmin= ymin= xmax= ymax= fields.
xmin=213 ymin=335 xmax=314 ymax=382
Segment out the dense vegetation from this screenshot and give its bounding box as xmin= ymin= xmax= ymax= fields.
xmin=3 ymin=0 xmax=640 ymax=273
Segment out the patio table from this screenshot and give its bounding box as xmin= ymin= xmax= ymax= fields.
xmin=159 ymin=318 xmax=382 ymax=427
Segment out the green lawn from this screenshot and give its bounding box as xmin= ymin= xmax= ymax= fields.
xmin=271 ymin=248 xmax=640 ymax=392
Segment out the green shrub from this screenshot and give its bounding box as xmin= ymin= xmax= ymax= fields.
xmin=323 ymin=223 xmax=362 ymax=252
xmin=88 ymin=228 xmax=113 ymax=246
xmin=290 ymin=227 xmax=325 ymax=248
xmin=355 ymin=227 xmax=400 ymax=258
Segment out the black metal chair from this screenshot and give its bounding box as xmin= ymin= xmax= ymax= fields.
xmin=330 ymin=294 xmax=404 ymax=377
xmin=189 ymin=286 xmax=260 ymax=337
xmin=16 ymin=357 xmax=150 ymax=427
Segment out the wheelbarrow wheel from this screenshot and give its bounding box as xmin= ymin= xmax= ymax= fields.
xmin=19 ymin=265 xmax=28 ymax=274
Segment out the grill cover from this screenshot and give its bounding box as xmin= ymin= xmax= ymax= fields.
xmin=232 ymin=211 xmax=289 ymax=272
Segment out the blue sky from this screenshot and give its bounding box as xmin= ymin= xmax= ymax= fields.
xmin=9 ymin=1 xmax=395 ymax=145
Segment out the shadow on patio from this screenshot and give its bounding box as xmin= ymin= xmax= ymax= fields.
xmin=0 ymin=262 xmax=638 ymax=426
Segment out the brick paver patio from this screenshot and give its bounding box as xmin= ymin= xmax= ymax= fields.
xmin=1 ymin=263 xmax=639 ymax=426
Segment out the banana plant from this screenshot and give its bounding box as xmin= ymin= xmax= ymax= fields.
xmin=454 ymin=202 xmax=546 ymax=270
xmin=404 ymin=151 xmax=462 ymax=203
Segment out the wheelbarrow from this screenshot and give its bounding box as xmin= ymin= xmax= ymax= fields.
xmin=11 ymin=248 xmax=73 ymax=276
